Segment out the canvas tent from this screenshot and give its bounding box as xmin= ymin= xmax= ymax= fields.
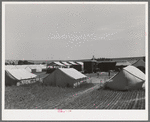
xmin=106 ymin=66 xmax=145 ymax=90
xmin=15 ymin=65 xmax=28 ymax=69
xmin=35 ymin=66 xmax=42 ymax=72
xmin=5 ymin=69 xmax=37 ymax=86
xmin=43 ymin=68 xmax=87 ymax=87
xmin=25 ymin=65 xmax=42 ymax=73
xmin=5 ymin=65 xmax=17 ymax=70
xmin=25 ymin=66 xmax=36 ymax=73
xmin=132 ymin=59 xmax=145 ymax=73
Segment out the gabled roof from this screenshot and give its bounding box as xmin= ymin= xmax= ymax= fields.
xmin=54 ymin=62 xmax=65 ymax=66
xmin=61 ymin=62 xmax=71 ymax=66
xmin=69 ymin=61 xmax=77 ymax=65
xmin=6 ymin=69 xmax=37 ymax=80
xmin=69 ymin=61 xmax=78 ymax=65
xmin=59 ymin=68 xmax=87 ymax=79
xmin=76 ymin=62 xmax=83 ymax=65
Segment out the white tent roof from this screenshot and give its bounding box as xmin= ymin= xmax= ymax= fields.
xmin=15 ymin=65 xmax=28 ymax=69
xmin=5 ymin=65 xmax=17 ymax=69
xmin=69 ymin=61 xmax=78 ymax=65
xmin=39 ymin=65 xmax=47 ymax=69
xmin=54 ymin=62 xmax=65 ymax=66
xmin=59 ymin=68 xmax=86 ymax=79
xmin=124 ymin=66 xmax=145 ymax=80
xmin=6 ymin=69 xmax=37 ymax=80
xmin=76 ymin=62 xmax=83 ymax=65
xmin=62 ymin=62 xmax=71 ymax=66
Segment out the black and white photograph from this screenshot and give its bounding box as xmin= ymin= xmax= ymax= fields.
xmin=2 ymin=1 xmax=148 ymax=121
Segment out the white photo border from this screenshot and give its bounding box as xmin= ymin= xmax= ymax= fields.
xmin=2 ymin=1 xmax=148 ymax=121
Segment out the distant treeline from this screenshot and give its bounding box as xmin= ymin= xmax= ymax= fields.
xmin=5 ymin=60 xmax=34 ymax=65
xmin=92 ymin=57 xmax=112 ymax=61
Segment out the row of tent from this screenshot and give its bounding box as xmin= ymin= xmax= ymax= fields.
xmin=43 ymin=65 xmax=145 ymax=90
xmin=5 ymin=67 xmax=87 ymax=87
xmin=5 ymin=65 xmax=47 ymax=73
xmin=5 ymin=64 xmax=145 ymax=91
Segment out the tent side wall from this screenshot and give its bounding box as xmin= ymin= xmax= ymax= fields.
xmin=43 ymin=71 xmax=56 ymax=86
xmin=55 ymin=69 xmax=75 ymax=87
xmin=106 ymin=70 xmax=128 ymax=90
xmin=5 ymin=71 xmax=19 ymax=86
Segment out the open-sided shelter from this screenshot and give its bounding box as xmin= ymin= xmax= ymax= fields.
xmin=43 ymin=68 xmax=87 ymax=87
xmin=47 ymin=62 xmax=65 ymax=73
xmin=76 ymin=62 xmax=84 ymax=71
xmin=106 ymin=66 xmax=145 ymax=90
xmin=68 ymin=61 xmax=82 ymax=71
xmin=61 ymin=62 xmax=71 ymax=68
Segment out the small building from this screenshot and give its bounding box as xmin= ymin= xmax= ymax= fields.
xmin=97 ymin=61 xmax=116 ymax=72
xmin=83 ymin=59 xmax=97 ymax=73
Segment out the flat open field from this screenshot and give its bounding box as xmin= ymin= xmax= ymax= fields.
xmin=5 ymin=72 xmax=145 ymax=109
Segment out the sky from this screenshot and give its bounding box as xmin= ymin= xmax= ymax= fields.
xmin=5 ymin=3 xmax=146 ymax=60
